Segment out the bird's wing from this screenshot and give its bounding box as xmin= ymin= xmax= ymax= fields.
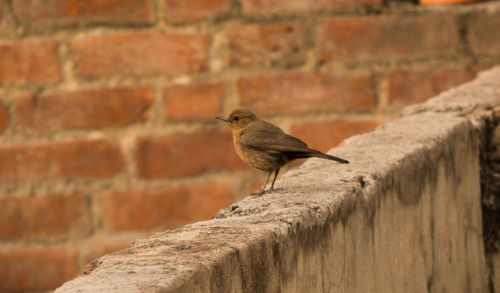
xmin=239 ymin=121 xmax=308 ymax=154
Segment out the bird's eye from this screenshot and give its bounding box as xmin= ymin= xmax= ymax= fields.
xmin=233 ymin=116 xmax=239 ymax=121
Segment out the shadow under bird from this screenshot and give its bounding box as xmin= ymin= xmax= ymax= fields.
xmin=216 ymin=108 xmax=349 ymax=194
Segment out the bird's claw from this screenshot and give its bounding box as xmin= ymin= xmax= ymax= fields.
xmin=250 ymin=190 xmax=267 ymax=196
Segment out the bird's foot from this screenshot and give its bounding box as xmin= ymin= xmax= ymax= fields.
xmin=250 ymin=190 xmax=267 ymax=196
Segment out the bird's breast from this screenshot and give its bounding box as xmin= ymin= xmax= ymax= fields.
xmin=232 ymin=131 xmax=246 ymax=160
xmin=231 ymin=130 xmax=282 ymax=171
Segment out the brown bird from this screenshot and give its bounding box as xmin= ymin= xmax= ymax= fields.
xmin=216 ymin=108 xmax=349 ymax=194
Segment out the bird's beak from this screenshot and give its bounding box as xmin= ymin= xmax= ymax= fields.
xmin=215 ymin=116 xmax=230 ymax=123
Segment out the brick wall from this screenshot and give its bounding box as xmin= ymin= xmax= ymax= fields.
xmin=0 ymin=0 xmax=499 ymax=292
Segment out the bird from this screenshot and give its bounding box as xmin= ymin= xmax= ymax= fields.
xmin=216 ymin=108 xmax=349 ymax=194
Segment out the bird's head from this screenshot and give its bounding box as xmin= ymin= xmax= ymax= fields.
xmin=215 ymin=108 xmax=257 ymax=131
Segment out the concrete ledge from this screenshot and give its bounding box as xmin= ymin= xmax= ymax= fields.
xmin=57 ymin=67 xmax=500 ymax=292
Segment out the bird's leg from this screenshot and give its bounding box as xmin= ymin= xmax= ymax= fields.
xmin=260 ymin=171 xmax=272 ymax=193
xmin=270 ymin=168 xmax=280 ymax=191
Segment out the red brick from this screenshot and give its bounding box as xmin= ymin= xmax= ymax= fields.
xmin=467 ymin=12 xmax=500 ymax=56
xmin=290 ymin=120 xmax=382 ymax=152
xmin=0 ymin=103 xmax=9 ymax=133
xmin=237 ymin=71 xmax=375 ymax=115
xmin=0 ymin=194 xmax=91 ymax=240
xmin=226 ymin=23 xmax=303 ymax=67
xmin=136 ymin=131 xmax=247 ymax=179
xmin=387 ymin=66 xmax=475 ymax=108
xmin=12 ymin=0 xmax=152 ymax=25
xmin=164 ymin=81 xmax=225 ymax=121
xmin=317 ymin=15 xmax=459 ymax=62
xmin=83 ymin=240 xmax=131 ymax=264
xmin=71 ymin=32 xmax=209 ymax=79
xmin=165 ymin=0 xmax=231 ymax=21
xmin=0 ymin=139 xmax=124 ymax=180
xmin=0 ymin=247 xmax=78 ymax=292
xmin=16 ymin=86 xmax=154 ymax=131
xmin=0 ymin=41 xmax=61 ymax=85
xmin=241 ymin=0 xmax=379 ymax=15
xmin=100 ymin=183 xmax=236 ymax=231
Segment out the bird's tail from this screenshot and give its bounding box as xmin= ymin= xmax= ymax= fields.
xmin=309 ymin=149 xmax=349 ymax=164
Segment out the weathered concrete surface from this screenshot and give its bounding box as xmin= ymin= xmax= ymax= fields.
xmin=481 ymin=106 xmax=500 ymax=293
xmin=57 ymin=66 xmax=500 ymax=292
xmin=406 ymin=67 xmax=500 ymax=293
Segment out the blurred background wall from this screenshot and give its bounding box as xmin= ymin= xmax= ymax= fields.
xmin=0 ymin=0 xmax=499 ymax=292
